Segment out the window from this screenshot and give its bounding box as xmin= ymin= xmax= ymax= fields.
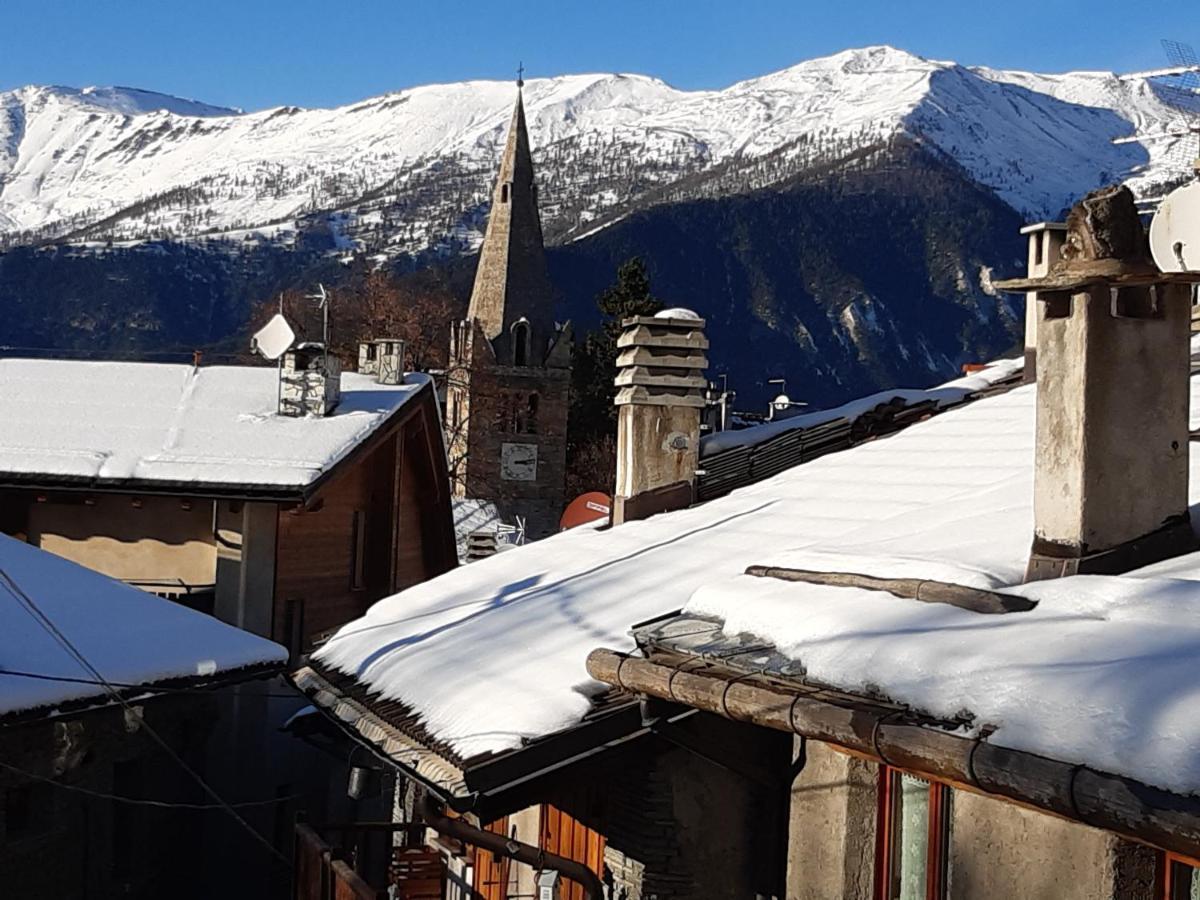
xmin=876 ymin=768 xmax=951 ymax=900
xmin=1162 ymin=854 xmax=1200 ymax=899
xmin=525 ymin=393 xmax=539 ymax=435
xmin=500 ymin=183 xmax=510 ymax=204
xmin=512 ymin=321 xmax=531 ymax=367
xmin=496 ymin=392 xmax=511 ymax=433
xmin=350 ymin=510 xmax=366 ymax=591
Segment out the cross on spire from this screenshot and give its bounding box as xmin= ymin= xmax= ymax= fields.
xmin=517 ymin=62 xmax=525 ymax=89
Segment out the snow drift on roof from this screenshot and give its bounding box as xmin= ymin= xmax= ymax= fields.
xmin=314 ymin=362 xmax=1200 ymax=793
xmin=686 ymin=567 xmax=1200 ymax=797
xmin=0 ymin=534 xmax=286 ymax=716
xmin=0 ymin=360 xmax=429 ymax=491
xmin=313 ymin=373 xmax=1035 ymax=759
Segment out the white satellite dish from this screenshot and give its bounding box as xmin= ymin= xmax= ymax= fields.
xmin=1150 ymin=181 xmax=1200 ymax=272
xmin=250 ymin=313 xmax=296 ymax=361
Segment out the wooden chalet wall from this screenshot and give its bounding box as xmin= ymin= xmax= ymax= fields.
xmin=275 ymin=437 xmax=397 ymax=645
xmin=274 ymin=397 xmax=456 ymax=649
xmin=472 ymin=806 xmax=604 ymax=900
xmin=540 ymin=806 xmax=606 ymax=900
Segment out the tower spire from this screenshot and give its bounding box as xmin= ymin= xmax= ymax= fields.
xmin=465 ymin=82 xmax=554 ymax=352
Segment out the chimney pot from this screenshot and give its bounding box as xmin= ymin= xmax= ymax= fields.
xmin=279 ymin=344 xmax=341 ymax=417
xmin=374 ymin=339 xmax=406 ymax=385
xmin=612 ymin=314 xmax=708 ymax=525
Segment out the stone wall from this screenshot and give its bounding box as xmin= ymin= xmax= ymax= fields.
xmin=450 ymin=326 xmax=571 ymax=540
xmin=547 ymin=713 xmax=792 ymax=900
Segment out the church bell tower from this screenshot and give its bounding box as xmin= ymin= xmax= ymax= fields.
xmin=446 ymin=77 xmax=572 ymax=540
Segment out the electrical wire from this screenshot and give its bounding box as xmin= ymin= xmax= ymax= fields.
xmin=0 ymin=667 xmax=302 ymax=699
xmin=0 ymin=758 xmax=301 ymax=811
xmin=0 ymin=566 xmax=290 ymax=866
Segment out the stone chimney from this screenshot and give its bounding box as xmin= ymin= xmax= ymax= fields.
xmin=375 ymin=339 xmax=405 ymax=385
xmin=612 ymin=311 xmax=708 ymax=525
xmin=998 ymin=185 xmax=1200 ymax=580
xmin=1019 ymin=222 xmax=1067 ymax=382
xmin=279 ymin=344 xmax=341 ymax=417
xmin=357 ymin=340 xmax=380 ymax=376
xmin=357 ymin=339 xmax=406 ymax=385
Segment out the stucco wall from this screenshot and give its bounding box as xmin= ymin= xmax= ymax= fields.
xmin=785 ymin=740 xmax=1159 ymax=900
xmin=948 ymin=789 xmax=1157 ymax=900
xmin=26 ymin=494 xmax=217 ymax=586
xmin=787 ymin=739 xmax=878 ymax=900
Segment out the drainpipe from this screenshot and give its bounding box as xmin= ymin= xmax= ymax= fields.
xmin=415 ymin=792 xmax=604 ymax=900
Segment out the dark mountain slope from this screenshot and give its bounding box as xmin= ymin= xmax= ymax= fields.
xmin=548 ymin=139 xmax=1026 ymax=407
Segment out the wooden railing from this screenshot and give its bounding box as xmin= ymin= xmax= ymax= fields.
xmin=294 ymin=820 xmax=445 ymax=900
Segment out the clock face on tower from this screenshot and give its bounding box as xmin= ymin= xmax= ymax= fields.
xmin=500 ymin=442 xmax=538 ymax=481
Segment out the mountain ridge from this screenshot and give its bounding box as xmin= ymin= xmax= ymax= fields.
xmin=0 ymin=45 xmax=1191 ymax=257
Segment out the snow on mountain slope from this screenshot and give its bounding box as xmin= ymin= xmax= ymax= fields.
xmin=0 ymin=46 xmax=1189 ymax=255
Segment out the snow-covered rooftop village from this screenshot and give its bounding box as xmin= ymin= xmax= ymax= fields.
xmin=8 ymin=5 xmax=1200 ymax=898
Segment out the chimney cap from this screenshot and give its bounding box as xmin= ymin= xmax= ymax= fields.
xmin=999 ymin=185 xmax=1200 ymax=293
xmin=654 ymin=307 xmax=702 ymax=322
xmin=1019 ymin=222 xmax=1068 ymax=235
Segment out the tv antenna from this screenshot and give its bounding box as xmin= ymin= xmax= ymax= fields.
xmin=304 ymin=283 xmax=333 ymax=371
xmin=1114 ymin=39 xmax=1200 ymax=199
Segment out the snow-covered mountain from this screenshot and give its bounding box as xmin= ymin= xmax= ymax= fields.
xmin=0 ymin=46 xmax=1194 ymax=255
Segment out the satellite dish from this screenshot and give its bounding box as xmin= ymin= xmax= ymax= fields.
xmin=1150 ymin=181 xmax=1200 ymax=272
xmin=560 ymin=492 xmax=612 ymax=531
xmin=250 ymin=313 xmax=296 ymax=361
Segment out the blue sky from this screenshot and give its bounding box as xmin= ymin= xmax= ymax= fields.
xmin=2 ymin=0 xmax=1194 ymax=110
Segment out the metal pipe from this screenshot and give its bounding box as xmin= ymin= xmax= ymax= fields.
xmin=416 ymin=792 xmax=605 ymax=900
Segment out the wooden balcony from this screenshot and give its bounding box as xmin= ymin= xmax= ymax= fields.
xmin=294 ymin=819 xmax=445 ymax=900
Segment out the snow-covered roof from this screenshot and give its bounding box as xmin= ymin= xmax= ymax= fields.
xmin=0 ymin=359 xmax=431 ymax=494
xmin=0 ymin=533 xmax=286 ymax=717
xmin=313 ymin=358 xmax=1200 ymax=796
xmin=701 ymin=357 xmax=1023 ymax=457
xmin=312 ymin=357 xmax=1031 ymax=761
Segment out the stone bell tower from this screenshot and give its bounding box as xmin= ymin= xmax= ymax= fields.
xmin=445 ymin=78 xmax=572 ymax=540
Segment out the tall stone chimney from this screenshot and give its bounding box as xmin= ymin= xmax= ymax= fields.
xmin=612 ymin=311 xmax=708 ymax=525
xmin=279 ymin=344 xmax=341 ymax=417
xmin=998 ymin=185 xmax=1200 ymax=580
xmin=1019 ymin=222 xmax=1067 ymax=382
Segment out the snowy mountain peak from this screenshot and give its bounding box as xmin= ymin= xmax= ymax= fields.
xmin=9 ymin=84 xmax=239 ymax=118
xmin=0 ymin=46 xmax=1194 ymax=254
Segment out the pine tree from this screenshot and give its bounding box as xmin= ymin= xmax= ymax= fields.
xmin=566 ymin=257 xmax=663 ymax=495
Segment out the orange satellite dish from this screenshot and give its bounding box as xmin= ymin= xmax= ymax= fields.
xmin=560 ymin=491 xmax=612 ymax=531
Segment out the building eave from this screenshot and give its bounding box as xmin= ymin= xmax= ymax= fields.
xmin=586 ymin=612 xmax=1200 ymax=863
xmin=290 ymin=662 xmax=650 ymax=821
xmin=0 ymin=659 xmax=284 ymax=728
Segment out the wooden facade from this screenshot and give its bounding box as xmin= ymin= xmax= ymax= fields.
xmin=470 ymin=806 xmax=605 ymax=900
xmin=0 ymin=380 xmax=457 ymax=654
